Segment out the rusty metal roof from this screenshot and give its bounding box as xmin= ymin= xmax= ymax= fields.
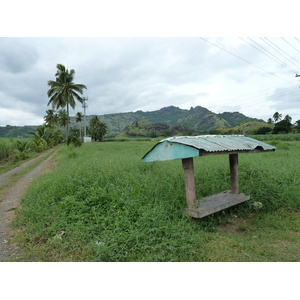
xmin=142 ymin=135 xmax=276 ymax=162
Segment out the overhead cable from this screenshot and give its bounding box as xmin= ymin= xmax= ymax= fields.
xmin=294 ymin=37 xmax=300 ymax=45
xmin=281 ymin=37 xmax=300 ymax=55
xmin=262 ymin=37 xmax=300 ymax=70
xmin=199 ymin=37 xmax=294 ymax=84
xmin=240 ymin=37 xmax=298 ymax=73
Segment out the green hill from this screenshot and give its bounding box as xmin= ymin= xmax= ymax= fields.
xmin=0 ymin=125 xmax=38 ymax=138
xmin=1 ymin=106 xmax=266 ymax=138
xmin=212 ymin=121 xmax=274 ymax=135
xmin=118 ymin=120 xmax=200 ymax=138
xmin=70 ymin=106 xmax=265 ymax=136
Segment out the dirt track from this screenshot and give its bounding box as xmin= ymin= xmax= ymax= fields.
xmin=0 ymin=147 xmax=60 ymax=262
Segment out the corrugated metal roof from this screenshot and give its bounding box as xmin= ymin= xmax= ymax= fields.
xmin=162 ymin=135 xmax=276 ymax=152
xmin=142 ymin=135 xmax=276 ymax=162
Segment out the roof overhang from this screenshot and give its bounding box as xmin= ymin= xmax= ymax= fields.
xmin=142 ymin=135 xmax=276 ymax=162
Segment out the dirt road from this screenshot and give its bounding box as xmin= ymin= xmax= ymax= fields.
xmin=0 ymin=147 xmax=61 ymax=262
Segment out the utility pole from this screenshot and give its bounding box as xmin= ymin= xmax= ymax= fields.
xmin=82 ymin=97 xmax=88 ymax=137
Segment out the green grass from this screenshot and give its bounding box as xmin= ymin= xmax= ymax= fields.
xmin=11 ymin=140 xmax=300 ymax=261
xmin=250 ymin=133 xmax=300 ymax=141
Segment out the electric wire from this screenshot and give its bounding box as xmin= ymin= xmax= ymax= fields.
xmin=281 ymin=37 xmax=300 ymax=55
xmin=198 ymin=37 xmax=299 ymax=118
xmin=294 ymin=37 xmax=300 ymax=45
xmin=208 ymin=85 xmax=298 ymax=109
xmin=239 ymin=37 xmax=298 ymax=73
xmin=207 ymin=86 xmax=299 ymax=119
xmin=199 ymin=37 xmax=294 ymax=84
xmin=262 ymin=37 xmax=300 ymax=70
xmin=249 ymin=37 xmax=300 ymax=73
xmin=208 ymin=82 xmax=294 ymax=106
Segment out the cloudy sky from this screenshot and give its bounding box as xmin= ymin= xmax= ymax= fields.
xmin=1 ymin=2 xmax=300 ymax=126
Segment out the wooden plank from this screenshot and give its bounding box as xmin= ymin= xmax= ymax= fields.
xmin=184 ymin=190 xmax=250 ymax=218
xmin=229 ymin=153 xmax=238 ymax=194
xmin=182 ymin=157 xmax=197 ymax=209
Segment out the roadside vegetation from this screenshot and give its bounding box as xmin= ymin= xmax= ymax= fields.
xmin=0 ymin=124 xmax=63 ymax=174
xmin=11 ymin=135 xmax=300 ymax=261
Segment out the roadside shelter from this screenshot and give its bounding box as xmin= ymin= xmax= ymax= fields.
xmin=142 ymin=135 xmax=276 ymax=218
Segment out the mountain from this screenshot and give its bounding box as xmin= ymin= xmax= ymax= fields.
xmin=0 ymin=125 xmax=38 ymax=138
xmin=71 ymin=106 xmax=265 ymax=136
xmin=1 ymin=106 xmax=265 ymax=138
xmin=118 ymin=120 xmax=200 ymax=138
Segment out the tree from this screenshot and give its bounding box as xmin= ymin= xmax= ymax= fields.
xmin=273 ymin=115 xmax=293 ymax=134
xmin=76 ymin=112 xmax=83 ymax=139
xmin=15 ymin=140 xmax=31 ymax=160
xmin=66 ymin=127 xmax=82 ymax=147
xmin=284 ymin=114 xmax=292 ymax=124
xmin=273 ymin=112 xmax=282 ymax=123
xmin=89 ymin=116 xmax=107 ymax=141
xmin=267 ymin=118 xmax=273 ymax=124
xmin=47 ymin=64 xmax=87 ymax=138
xmin=44 ymin=109 xmax=58 ymax=125
xmin=29 ymin=124 xmax=63 ymax=150
xmin=294 ymin=120 xmax=300 ymax=132
xmin=57 ymin=109 xmax=69 ymax=137
xmin=255 ymin=127 xmax=272 ymax=134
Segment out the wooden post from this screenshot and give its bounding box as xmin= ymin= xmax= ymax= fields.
xmin=182 ymin=157 xmax=196 ymax=209
xmin=229 ymin=153 xmax=238 ymax=194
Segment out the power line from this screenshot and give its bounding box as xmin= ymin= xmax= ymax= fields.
xmin=209 ymin=84 xmax=298 ymax=109
xmin=262 ymin=37 xmax=300 ymax=70
xmin=199 ymin=37 xmax=294 ymax=84
xmin=240 ymin=37 xmax=298 ymax=73
xmin=212 ymin=82 xmax=293 ymax=105
xmin=281 ymin=37 xmax=300 ymax=55
xmin=294 ymin=37 xmax=300 ymax=45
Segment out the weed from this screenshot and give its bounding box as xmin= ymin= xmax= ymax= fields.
xmin=11 ymin=140 xmax=300 ymax=262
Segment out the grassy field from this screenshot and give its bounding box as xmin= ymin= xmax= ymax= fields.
xmin=11 ymin=139 xmax=300 ymax=261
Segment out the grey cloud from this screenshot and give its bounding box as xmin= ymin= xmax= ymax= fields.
xmin=1 ymin=37 xmax=300 ymax=126
xmin=0 ymin=38 xmax=39 ymax=73
xmin=269 ymin=86 xmax=299 ymax=110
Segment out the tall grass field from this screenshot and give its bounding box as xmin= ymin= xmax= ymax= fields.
xmin=12 ymin=139 xmax=300 ymax=261
xmin=0 ymin=138 xmax=21 ymax=162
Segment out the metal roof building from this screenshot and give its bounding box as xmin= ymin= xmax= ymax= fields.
xmin=142 ymin=135 xmax=276 ymax=218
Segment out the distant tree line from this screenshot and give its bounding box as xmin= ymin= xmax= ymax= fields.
xmin=265 ymin=111 xmax=299 ymax=134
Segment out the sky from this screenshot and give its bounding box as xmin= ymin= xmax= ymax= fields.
xmin=1 ymin=2 xmax=300 ymax=128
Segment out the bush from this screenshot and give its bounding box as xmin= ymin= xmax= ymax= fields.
xmin=255 ymin=127 xmax=272 ymax=134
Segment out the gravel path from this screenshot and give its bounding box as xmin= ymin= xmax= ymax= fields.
xmin=0 ymin=147 xmax=61 ymax=262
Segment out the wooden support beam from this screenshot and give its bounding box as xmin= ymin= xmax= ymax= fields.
xmin=229 ymin=153 xmax=239 ymax=194
xmin=182 ymin=157 xmax=196 ymax=209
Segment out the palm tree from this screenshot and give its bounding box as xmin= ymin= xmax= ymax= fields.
xmin=89 ymin=116 xmax=107 ymax=141
xmin=47 ymin=64 xmax=87 ymax=138
xmin=76 ymin=112 xmax=83 ymax=139
xmin=44 ymin=109 xmax=58 ymax=125
xmin=57 ymin=109 xmax=69 ymax=137
xmin=284 ymin=114 xmax=292 ymax=124
xmin=273 ymin=112 xmax=282 ymax=123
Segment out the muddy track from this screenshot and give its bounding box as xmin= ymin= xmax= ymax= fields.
xmin=0 ymin=146 xmax=61 ymax=262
